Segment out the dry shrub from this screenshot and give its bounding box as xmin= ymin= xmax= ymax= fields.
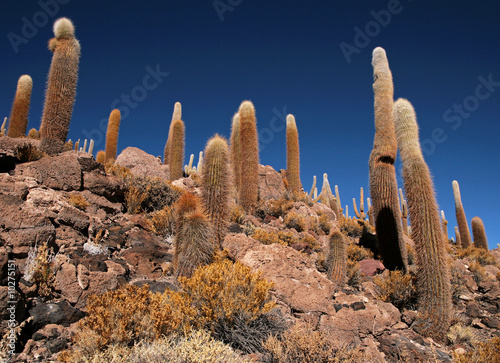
xmin=284 ymin=212 xmax=307 ymax=232
xmin=146 ymin=205 xmax=175 ymax=236
xmin=149 ymin=290 xmax=198 ymax=337
xmin=347 ymin=242 xmax=374 ymax=261
xmin=317 ymin=213 xmax=332 ymax=234
xmin=346 ymin=259 xmax=362 ymax=289
xmin=14 ymin=143 xmax=46 ymax=162
xmin=468 ymin=260 xmax=488 ymax=284
xmin=457 ymin=247 xmax=497 ymax=266
xmin=406 ymin=242 xmax=416 ymax=265
xmin=453 ymin=336 xmax=500 ymax=363
xmin=256 ymin=198 xmax=293 ymax=219
xmin=263 ymin=321 xmax=367 ymax=363
xmin=447 ymin=324 xmax=478 ymax=346
xmin=229 ymin=204 xmax=245 ymax=224
xmin=450 ymin=263 xmax=470 ymax=302
xmin=105 ymin=163 xmax=132 ymax=180
xmin=373 ymin=270 xmax=417 ymax=310
xmin=24 ymin=242 xmax=55 ymax=297
xmin=67 ymin=194 xmax=89 ymax=211
xmin=122 ymin=176 xmax=180 ymax=214
xmin=252 ymin=228 xmax=320 ymax=251
xmin=125 ymin=184 xmax=148 ymax=214
xmin=338 ymin=217 xmax=364 ymax=238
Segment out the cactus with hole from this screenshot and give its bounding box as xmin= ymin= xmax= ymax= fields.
xmin=471 ymin=216 xmax=488 ymax=250
xmin=393 ymin=98 xmax=451 ymax=341
xmin=368 ymin=47 xmax=407 ymax=272
xmin=326 ymin=226 xmax=347 ymax=290
xmin=164 ymin=102 xmax=182 ymax=164
xmin=104 ymin=109 xmax=121 ymax=164
xmin=169 ymin=119 xmax=185 ymax=180
xmin=353 ymin=187 xmax=366 ymax=220
xmin=452 ymin=180 xmax=471 ymax=248
xmin=238 ymin=101 xmax=259 ymax=213
xmin=39 ymin=18 xmax=81 ymax=155
xmin=7 ymin=75 xmax=33 ymax=138
xmin=286 ymin=114 xmax=301 ymax=195
xmin=201 ymin=135 xmax=231 ymax=249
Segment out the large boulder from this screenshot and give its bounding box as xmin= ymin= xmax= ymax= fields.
xmin=223 ymin=233 xmax=335 ymax=314
xmin=116 ymin=147 xmax=170 ymax=180
xmin=258 ymin=165 xmax=286 ymax=201
xmin=0 ymin=136 xmax=39 ymax=173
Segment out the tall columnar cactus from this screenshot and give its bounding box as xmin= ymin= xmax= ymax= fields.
xmin=471 ymin=216 xmax=488 ymax=250
xmin=7 ymin=75 xmax=33 ymax=138
xmin=201 ymin=135 xmax=231 ymax=249
xmin=230 ymin=112 xmax=242 ymax=201
xmin=104 ymin=109 xmax=121 ymax=164
xmin=326 ymin=226 xmax=347 ymax=290
xmin=454 ymin=226 xmax=461 ymax=246
xmin=309 ymin=175 xmax=316 ymax=199
xmin=238 ymin=101 xmax=259 ymax=213
xmin=197 ymin=151 xmax=203 ymax=175
xmin=367 ymin=198 xmax=374 ymax=226
xmin=399 ymin=188 xmax=409 ymax=236
xmin=175 ymin=211 xmax=215 ymax=278
xmin=335 ymin=185 xmax=344 ymax=218
xmin=393 ymin=98 xmax=451 ymax=341
xmin=286 ymin=114 xmax=301 ymax=195
xmin=353 ymin=187 xmax=366 ymax=220
xmin=314 ymin=174 xmax=340 ymax=219
xmin=169 ymin=119 xmax=185 ymax=180
xmin=452 ymin=180 xmax=472 ymax=248
xmin=39 ymin=18 xmax=81 ymax=155
xmin=0 ymin=118 xmax=7 ymax=136
xmin=88 ymin=139 xmax=94 ymax=156
xmin=174 ymin=193 xmax=200 ymax=268
xmin=164 ymin=102 xmax=182 ymax=164
xmin=441 ymin=210 xmax=449 ymax=241
xmin=368 ymin=47 xmax=407 ymax=272
xmin=96 ymin=150 xmax=105 ymax=164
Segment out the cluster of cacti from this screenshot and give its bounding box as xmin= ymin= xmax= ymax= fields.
xmin=236 ymin=101 xmax=259 ymax=213
xmin=368 ymin=47 xmax=408 ymax=272
xmin=452 ymin=180 xmax=472 ymax=249
xmin=314 ymin=173 xmax=341 ymax=219
xmin=471 ymin=216 xmax=488 ymax=250
xmin=184 ymin=153 xmax=195 ymax=175
xmin=393 ymin=97 xmax=451 ymax=341
xmin=399 ymin=188 xmax=409 ymax=236
xmin=104 ymin=109 xmax=121 ymax=164
xmin=352 ymin=187 xmax=366 ymax=220
xmin=201 ymin=135 xmax=231 ymax=248
xmin=7 ymin=75 xmax=33 ymax=138
xmin=174 ymin=193 xmax=215 ymax=278
xmin=286 ymin=114 xmax=302 ymax=195
xmin=326 ymin=226 xmax=347 ymax=289
xmin=39 ymin=18 xmax=81 ymax=155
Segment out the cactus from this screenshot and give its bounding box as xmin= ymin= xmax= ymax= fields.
xmin=353 ymin=187 xmax=366 ymax=220
xmin=88 ymin=139 xmax=94 ymax=155
xmin=39 ymin=18 xmax=81 ymax=155
xmin=441 ymin=210 xmax=449 ymax=241
xmin=286 ymin=114 xmax=301 ymax=195
xmin=27 ymin=128 xmax=38 ymax=139
xmin=309 ymin=175 xmax=317 ymax=199
xmin=64 ymin=139 xmax=73 ymax=151
xmin=230 ymin=112 xmax=242 ymax=201
xmin=368 ymin=47 xmax=407 ymax=272
xmin=169 ymin=119 xmax=185 ymax=180
xmin=326 ymin=226 xmax=347 ymax=290
xmin=335 ymin=185 xmax=344 ymax=218
xmin=175 ymin=211 xmax=215 ymax=278
xmin=238 ymin=101 xmax=259 ymax=213
xmin=185 ymin=153 xmax=195 ymax=175
xmin=201 ymin=135 xmax=231 ymax=249
xmin=367 ymin=198 xmax=374 ymax=226
xmin=393 ymin=98 xmax=451 ymax=341
xmin=399 ymin=188 xmax=409 ymax=236
xmin=197 ymin=151 xmax=203 ymax=175
xmin=314 ymin=173 xmax=340 ymax=219
xmin=471 ymin=216 xmax=488 ymax=250
xmin=104 ymin=109 xmax=121 ymax=164
xmin=164 ymin=102 xmax=182 ymax=164
xmin=0 ymin=117 xmax=7 ymax=136
xmin=96 ymin=150 xmax=105 ymax=164
xmin=454 ymin=226 xmax=461 ymax=247
xmin=452 ymin=180 xmax=472 ymax=248
xmin=74 ymin=139 xmax=80 ymax=151
xmin=82 ymin=139 xmax=88 ymax=153
xmin=7 ymin=75 xmax=33 ymax=138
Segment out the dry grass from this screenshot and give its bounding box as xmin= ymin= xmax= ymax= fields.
xmin=284 ymin=211 xmax=307 ymax=232
xmin=67 ymin=194 xmax=89 ymax=211
xmin=453 ymin=336 xmax=500 ymax=362
xmin=373 ymin=270 xmax=417 ymax=310
xmin=338 ymin=217 xmax=364 ymax=238
xmin=456 ymin=247 xmax=497 ymax=266
xmin=347 ymin=242 xmax=374 ymax=261
xmin=346 ymin=259 xmax=362 ymax=289
xmin=24 ymin=242 xmax=55 ymax=297
xmin=146 ymin=205 xmax=175 ymax=236
xmin=447 ymin=324 xmax=478 ymax=346
xmin=14 ymin=143 xmax=46 ymax=162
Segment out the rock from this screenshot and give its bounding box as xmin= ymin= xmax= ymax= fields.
xmin=15 ymin=152 xmax=83 ymax=191
xmin=223 ymin=233 xmax=335 ymax=314
xmin=482 ymin=316 xmax=500 ymax=329
xmin=25 ymin=188 xmax=68 ymax=213
xmin=258 ymin=165 xmax=286 ymax=201
xmin=131 ymin=279 xmax=178 ymax=293
xmin=0 ymin=193 xmax=56 ymax=256
xmin=77 ymin=264 xmax=90 ymax=290
xmin=57 ymin=206 xmax=90 ymax=233
xmin=29 ymin=300 xmax=84 ymax=331
xmin=83 ymin=171 xmax=125 ymax=201
xmin=80 ymin=190 xmax=123 ymax=214
xmin=0 ymin=136 xmax=39 ymax=173
xmin=465 ymin=301 xmax=481 ymax=318
xmin=116 ymin=147 xmax=170 ymax=180
xmin=0 ymin=173 xmax=38 ymax=199
xmin=312 ymin=202 xmax=337 ymax=221
xmin=359 ymin=259 xmax=385 ymax=276
xmin=484 ymin=264 xmax=500 ymax=281
xmin=54 ymin=262 xmax=82 ymax=304
xmin=32 ymin=324 xmax=63 ymax=341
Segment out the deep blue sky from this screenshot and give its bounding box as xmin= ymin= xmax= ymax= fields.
xmin=1 ymin=1 xmax=499 ymax=249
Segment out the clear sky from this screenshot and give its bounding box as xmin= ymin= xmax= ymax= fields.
xmin=1 ymin=1 xmax=499 ymax=249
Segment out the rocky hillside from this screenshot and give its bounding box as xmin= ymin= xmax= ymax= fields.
xmin=1 ymin=137 xmax=499 ymax=362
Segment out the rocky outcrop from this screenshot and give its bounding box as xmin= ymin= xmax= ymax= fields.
xmin=116 ymin=147 xmax=169 ymax=180
xmin=258 ymin=165 xmax=286 ymax=201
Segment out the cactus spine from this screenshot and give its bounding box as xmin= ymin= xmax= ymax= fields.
xmin=326 ymin=226 xmax=347 ymax=290
xmin=104 ymin=109 xmax=121 ymax=164
xmin=452 ymin=180 xmax=471 ymax=248
xmin=201 ymin=135 xmax=231 ymax=249
xmin=393 ymin=98 xmax=451 ymax=341
xmin=286 ymin=114 xmax=301 ymax=195
xmin=7 ymin=75 xmax=33 ymax=138
xmin=368 ymin=47 xmax=407 ymax=272
xmin=39 ymin=18 xmax=80 ymax=155
xmin=230 ymin=112 xmax=242 ymax=201
xmin=164 ymin=102 xmax=181 ymax=164
xmin=238 ymin=101 xmax=259 ymax=213
xmin=169 ymin=119 xmax=185 ymax=180
xmin=441 ymin=210 xmax=449 ymax=241
xmin=471 ymin=216 xmax=488 ymax=250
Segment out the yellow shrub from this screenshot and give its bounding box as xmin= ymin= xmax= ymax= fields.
xmin=284 ymin=212 xmax=307 ymax=232
xmin=67 ymin=194 xmax=89 ymax=211
xmin=125 ymin=184 xmax=148 ymax=214
xmin=229 ymin=204 xmax=245 ymax=224
xmin=373 ymin=270 xmax=417 ymax=310
xmin=453 ymin=336 xmax=500 ymax=362
xmin=347 ymin=243 xmax=374 ymax=261
xmin=468 ymin=260 xmax=488 ymax=284
xmin=149 ymin=290 xmax=197 ymax=337
xmin=338 ymin=217 xmax=364 ymax=237
xmin=256 ymin=198 xmax=294 ymax=218
xmin=447 ymin=324 xmax=478 ymax=346
xmin=24 ymin=242 xmax=55 ymax=297
xmin=457 ymin=247 xmax=497 ymax=266
xmin=146 ymin=205 xmax=175 ymax=236
xmin=317 ymin=213 xmax=332 ymax=234
xmin=346 ymin=259 xmax=362 ymax=289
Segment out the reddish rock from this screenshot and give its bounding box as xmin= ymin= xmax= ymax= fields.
xmin=359 ymin=259 xmax=385 ymax=276
xmin=116 ymin=147 xmax=170 ymax=180
xmin=0 ymin=173 xmax=38 ymax=199
xmin=57 ymin=206 xmax=90 ymax=233
xmin=258 ymin=165 xmax=286 ymax=201
xmin=82 ymin=171 xmax=125 ymax=201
